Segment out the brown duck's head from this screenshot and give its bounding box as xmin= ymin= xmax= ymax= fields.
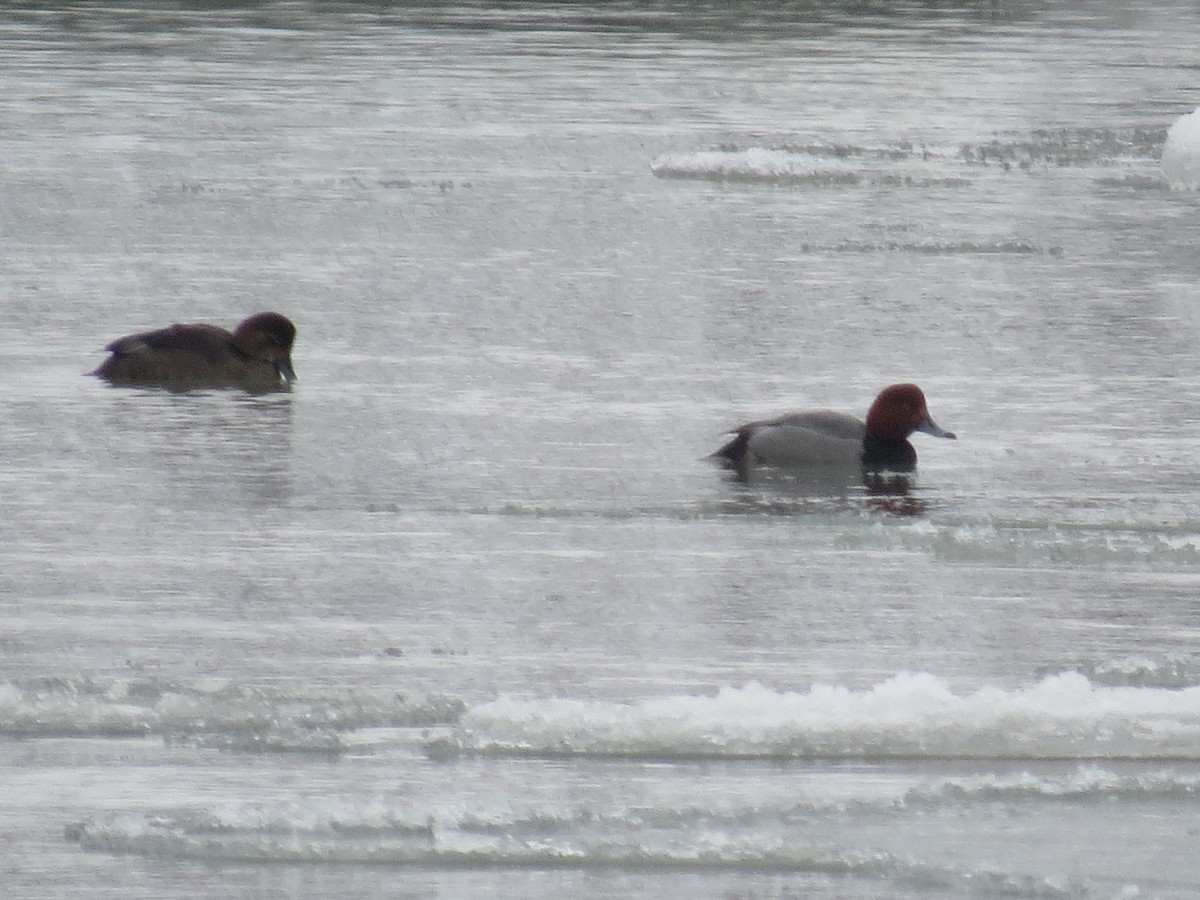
xmin=864 ymin=383 xmax=955 ymax=441
xmin=232 ymin=312 xmax=297 ymax=383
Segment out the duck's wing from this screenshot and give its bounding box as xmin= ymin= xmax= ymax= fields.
xmin=104 ymin=323 xmax=236 ymax=364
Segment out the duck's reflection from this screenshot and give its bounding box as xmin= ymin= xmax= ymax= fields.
xmin=717 ymin=465 xmax=931 ymax=518
xmin=863 ymin=471 xmax=930 ymax=518
xmin=97 ymin=389 xmax=296 ymax=508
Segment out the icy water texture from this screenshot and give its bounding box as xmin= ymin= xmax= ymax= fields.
xmin=3 ymin=2 xmax=1200 ymax=898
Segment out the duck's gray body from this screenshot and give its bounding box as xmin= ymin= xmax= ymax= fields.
xmin=718 ymin=410 xmax=868 ymax=469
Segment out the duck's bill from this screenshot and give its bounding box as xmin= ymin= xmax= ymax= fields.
xmin=278 ymin=358 xmax=297 ymax=384
xmin=917 ymin=415 xmax=956 ymax=439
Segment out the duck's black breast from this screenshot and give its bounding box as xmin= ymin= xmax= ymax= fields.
xmin=861 ymin=433 xmax=918 ymax=472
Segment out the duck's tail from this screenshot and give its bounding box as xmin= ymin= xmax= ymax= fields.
xmin=708 ymin=428 xmax=758 ymax=482
xmin=709 ymin=429 xmax=750 ymax=467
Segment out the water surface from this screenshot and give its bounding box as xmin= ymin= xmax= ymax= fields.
xmin=3 ymin=3 xmax=1200 ymax=898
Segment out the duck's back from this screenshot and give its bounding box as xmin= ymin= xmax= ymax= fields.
xmin=104 ymin=323 xmax=235 ymax=360
xmin=766 ymin=410 xmax=866 ymax=442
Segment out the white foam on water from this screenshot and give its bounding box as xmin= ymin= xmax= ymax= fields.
xmin=836 ymin=515 xmax=1200 ymax=570
xmin=904 ymin=764 xmax=1200 ymax=805
xmin=651 ymin=148 xmax=863 ymax=185
xmin=442 ymin=672 xmax=1200 ymax=761
xmin=64 ymin=798 xmax=1087 ymax=897
xmin=0 ymin=676 xmax=464 ymax=751
xmin=651 ymin=130 xmax=1163 ymax=190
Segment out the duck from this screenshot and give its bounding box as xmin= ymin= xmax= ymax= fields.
xmin=92 ymin=312 xmax=297 ymax=393
xmin=712 ymin=383 xmax=955 ymax=478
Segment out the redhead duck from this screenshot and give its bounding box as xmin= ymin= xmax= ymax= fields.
xmin=712 ymin=383 xmax=955 ymax=478
xmin=92 ymin=312 xmax=297 ymax=393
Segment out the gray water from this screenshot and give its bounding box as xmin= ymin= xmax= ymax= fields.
xmin=4 ymin=3 xmax=1200 ymax=898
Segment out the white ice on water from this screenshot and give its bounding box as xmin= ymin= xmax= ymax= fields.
xmin=1163 ymin=106 xmax=1200 ymax=190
